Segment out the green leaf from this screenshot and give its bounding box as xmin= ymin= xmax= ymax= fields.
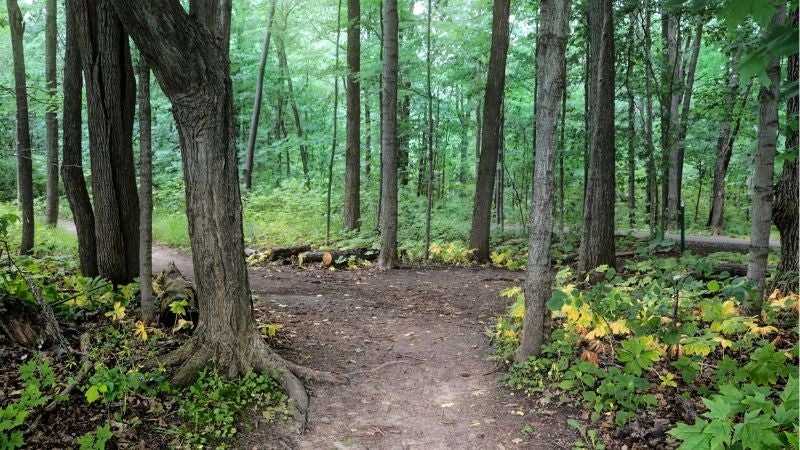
xmin=85 ymin=385 xmax=101 ymax=404
xmin=706 ymin=280 xmax=721 ymax=293
xmin=733 ymin=410 xmax=783 ymax=450
xmin=669 ymin=419 xmax=712 ymax=450
xmin=546 ymin=289 xmax=568 ymax=311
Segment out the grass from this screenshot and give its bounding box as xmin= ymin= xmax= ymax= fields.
xmin=0 ymin=202 xmax=77 ymax=256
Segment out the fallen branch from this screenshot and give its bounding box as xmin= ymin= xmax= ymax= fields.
xmin=299 ymin=248 xmax=378 ymax=267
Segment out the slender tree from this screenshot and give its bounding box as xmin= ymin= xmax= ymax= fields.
xmin=364 ymin=86 xmax=372 ymax=178
xmin=62 ymin=0 xmax=98 ymax=276
xmin=660 ymin=9 xmax=682 ymax=230
xmin=137 ymin=58 xmax=154 ymax=322
xmin=6 ymin=0 xmax=34 ymax=254
xmin=640 ymin=0 xmax=658 ymax=236
xmin=344 ymin=0 xmax=361 ymax=230
xmin=424 ymin=0 xmax=434 ymax=260
xmin=468 ymin=0 xmax=510 ymax=262
xmin=578 ymin=0 xmax=616 ymax=275
xmin=772 ymin=9 xmax=799 ymax=276
xmin=624 ymin=14 xmax=636 ymax=228
xmin=516 ymin=0 xmax=570 ymax=362
xmin=747 ymin=7 xmax=783 ymax=303
xmin=326 ymin=0 xmax=343 ymax=243
xmin=243 ymin=0 xmax=277 ymax=190
xmin=276 ymin=33 xmax=311 ymax=186
xmin=45 ymin=0 xmax=59 ymax=226
xmin=378 ymin=0 xmax=399 ymax=268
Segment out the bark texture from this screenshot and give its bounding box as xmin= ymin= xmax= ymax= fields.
xmin=276 ymin=34 xmax=310 ymax=186
xmin=378 ymin=0 xmax=399 ymax=268
xmin=344 ymin=0 xmax=361 ymax=230
xmin=7 ymin=0 xmax=34 ymax=254
xmin=137 ymin=59 xmax=154 ymax=322
xmin=578 ymin=0 xmax=616 ymax=275
xmin=660 ymin=10 xmax=681 ymax=230
xmin=45 ymin=0 xmax=60 ymax=226
xmin=73 ymin=0 xmax=139 ymax=284
xmin=468 ymin=0 xmax=510 ymax=263
xmin=62 ymin=0 xmax=98 ymax=277
xmin=747 ymin=8 xmax=783 ymax=301
xmin=516 ymin=0 xmax=570 ymax=362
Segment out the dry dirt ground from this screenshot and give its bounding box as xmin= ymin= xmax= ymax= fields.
xmin=148 ymin=247 xmax=578 ymax=449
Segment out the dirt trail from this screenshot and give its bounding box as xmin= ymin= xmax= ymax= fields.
xmin=618 ymin=229 xmax=780 ymax=253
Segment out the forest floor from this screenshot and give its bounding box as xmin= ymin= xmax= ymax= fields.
xmin=144 ymin=244 xmax=578 ymax=449
xmin=618 ymin=229 xmax=780 ymax=253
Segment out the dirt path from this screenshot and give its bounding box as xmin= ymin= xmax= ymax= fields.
xmin=618 ymin=229 xmax=780 ymax=253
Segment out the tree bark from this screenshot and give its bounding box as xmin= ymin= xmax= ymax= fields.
xmin=515 ymin=0 xmax=570 ymax=362
xmin=344 ymin=0 xmax=361 ymax=230
xmin=73 ymin=0 xmax=139 ymax=284
xmin=641 ymin=0 xmax=658 ymax=237
xmin=326 ymin=0 xmax=343 ymax=243
xmin=243 ymin=0 xmax=277 ymax=190
xmin=659 ymin=10 xmax=681 ymax=231
xmin=276 ymin=33 xmax=311 ymax=186
xmin=364 ymin=85 xmax=372 ymax=178
xmin=7 ymin=0 xmax=34 ymax=255
xmin=748 ymin=7 xmax=784 ymax=302
xmin=45 ymin=0 xmax=60 ymax=227
xmin=625 ymin=16 xmax=636 ymax=229
xmin=137 ymin=58 xmax=154 ymax=322
xmin=378 ymin=0 xmax=399 ymax=268
xmin=468 ymin=0 xmax=510 ymax=263
xmin=62 ymin=0 xmax=98 ymax=277
xmin=424 ymin=0 xmax=434 ymax=260
xmin=578 ymin=0 xmax=616 ymax=275
xmin=772 ymin=9 xmax=799 ymax=277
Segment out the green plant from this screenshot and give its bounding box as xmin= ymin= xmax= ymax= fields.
xmin=76 ymin=423 xmax=113 ymax=450
xmin=0 ymin=357 xmax=54 ymax=449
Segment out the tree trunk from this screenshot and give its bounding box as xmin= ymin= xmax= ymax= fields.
xmin=625 ymin=16 xmax=636 ymax=229
xmin=641 ymin=0 xmax=658 ymax=237
xmin=326 ymin=0 xmax=343 ymax=243
xmin=660 ymin=10 xmax=681 ymax=231
xmin=364 ymin=86 xmax=372 ymax=178
xmin=344 ymin=0 xmax=361 ymax=230
xmin=398 ymin=78 xmax=411 ymax=186
xmin=772 ymin=10 xmax=799 ymax=277
xmin=378 ymin=0 xmax=399 ymax=268
xmin=45 ymin=0 xmax=60 ymax=227
xmin=243 ymin=0 xmax=277 ymax=190
xmin=424 ymin=0 xmax=434 ymax=261
xmin=136 ymin=58 xmax=154 ymax=322
xmin=7 ymin=0 xmax=34 ymax=255
xmin=468 ymin=0 xmax=510 ymax=263
xmin=578 ymin=0 xmax=615 ymax=275
xmin=558 ymin=65 xmax=567 ymax=236
xmin=109 ymin=0 xmax=339 ymax=424
xmin=516 ymin=0 xmax=570 ymax=362
xmin=73 ymin=0 xmax=139 ymax=285
xmin=747 ymin=7 xmax=783 ymax=303
xmin=62 ymin=0 xmax=98 ymax=277
xmin=276 ymin=34 xmax=311 ymax=187
xmin=474 ymin=100 xmax=482 ymax=177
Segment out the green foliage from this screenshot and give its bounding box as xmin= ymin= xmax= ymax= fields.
xmin=0 ymin=357 xmax=54 ymax=450
xmin=76 ymin=424 xmax=113 ymax=450
xmin=83 ymin=364 xmax=167 ymax=405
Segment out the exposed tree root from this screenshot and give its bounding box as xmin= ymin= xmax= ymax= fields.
xmin=161 ymin=330 xmax=345 ymax=431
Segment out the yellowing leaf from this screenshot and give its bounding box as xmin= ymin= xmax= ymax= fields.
xmin=259 ymin=323 xmax=283 ymax=337
xmin=659 ymin=371 xmax=678 ymax=388
xmin=713 ymin=336 xmax=733 ymax=349
xmin=748 ymin=324 xmax=779 ymax=336
xmin=609 ymin=319 xmax=631 ymax=335
xmin=133 ymin=321 xmax=148 ymax=341
xmin=586 ymin=322 xmax=609 ymax=340
xmin=172 ymin=318 xmax=193 ymax=333
xmin=105 ymin=302 xmax=126 ymax=322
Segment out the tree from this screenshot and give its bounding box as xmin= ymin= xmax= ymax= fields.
xmin=6 ymin=0 xmax=34 ymax=255
xmin=640 ymin=0 xmax=659 ymax=236
xmin=326 ymin=0 xmax=343 ymax=243
xmin=45 ymin=0 xmax=60 ymax=227
xmin=108 ymin=0 xmax=339 ymax=423
xmin=378 ymin=0 xmax=399 ymax=269
xmin=747 ymin=7 xmax=783 ymax=303
xmin=578 ymin=0 xmax=615 ymax=275
xmin=624 ymin=13 xmax=636 ymax=229
xmin=772 ymin=9 xmax=799 ymax=277
xmin=660 ymin=9 xmax=682 ymax=230
xmin=276 ymin=31 xmax=310 ymax=186
xmin=516 ymin=0 xmax=570 ymax=362
xmin=137 ymin=58 xmax=154 ymax=322
xmin=62 ymin=0 xmax=98 ymax=277
xmin=424 ymin=0 xmax=434 ymax=261
xmin=468 ymin=0 xmax=510 ymax=263
xmin=344 ymin=0 xmax=361 ymax=230
xmin=72 ymin=0 xmax=139 ymax=285
xmin=243 ymin=0 xmax=277 ymax=190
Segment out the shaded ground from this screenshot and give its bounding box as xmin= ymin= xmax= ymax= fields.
xmin=618 ymin=229 xmax=780 ymax=253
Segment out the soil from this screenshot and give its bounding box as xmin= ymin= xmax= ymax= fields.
xmin=147 ymin=248 xmax=578 ymax=449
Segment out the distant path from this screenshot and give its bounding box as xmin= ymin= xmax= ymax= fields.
xmin=617 ymin=229 xmax=780 ymax=253
xmin=58 ymin=220 xmax=577 ymax=449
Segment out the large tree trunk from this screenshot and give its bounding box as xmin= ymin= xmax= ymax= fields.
xmin=276 ymin=34 xmax=311 ymax=186
xmin=468 ymin=0 xmax=510 ymax=263
xmin=45 ymin=0 xmax=60 ymax=227
xmin=378 ymin=0 xmax=399 ymax=268
xmin=707 ymin=52 xmax=742 ymax=234
xmin=243 ymin=0 xmax=277 ymax=190
xmin=7 ymin=0 xmax=34 ymax=255
xmin=137 ymin=58 xmax=154 ymax=322
xmin=109 ymin=0 xmax=339 ymax=425
xmin=772 ymin=10 xmax=799 ymax=277
xmin=578 ymin=0 xmax=615 ymax=275
xmin=659 ymin=10 xmax=681 ymax=231
xmin=747 ymin=7 xmax=783 ymax=303
xmin=344 ymin=0 xmax=361 ymax=230
xmin=516 ymin=0 xmax=570 ymax=362
xmin=73 ymin=0 xmax=139 ymax=285
xmin=62 ymin=0 xmax=98 ymax=277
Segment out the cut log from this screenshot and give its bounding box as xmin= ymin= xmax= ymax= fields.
xmin=265 ymin=245 xmax=311 ymax=261
xmin=299 ymin=248 xmax=378 ymax=267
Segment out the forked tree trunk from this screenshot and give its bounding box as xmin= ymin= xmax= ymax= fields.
xmin=748 ymin=7 xmax=783 ymax=303
xmin=109 ymin=0 xmax=340 ymax=424
xmin=578 ymin=0 xmax=616 ymax=275
xmin=469 ymin=0 xmax=510 ymax=263
xmin=73 ymin=0 xmax=139 ymax=285
xmin=137 ymin=58 xmax=154 ymax=323
xmin=344 ymin=0 xmax=361 ymax=230
xmin=62 ymin=0 xmax=98 ymax=277
xmin=772 ymin=10 xmax=799 ymax=277
xmin=6 ymin=0 xmax=34 ymax=255
xmin=516 ymin=0 xmax=570 ymax=362
xmin=45 ymin=0 xmax=59 ymax=227
xmin=243 ymin=0 xmax=277 ymax=190
xmin=378 ymin=0 xmax=399 ymax=268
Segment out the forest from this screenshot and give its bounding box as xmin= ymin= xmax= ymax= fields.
xmin=0 ymin=0 xmax=797 ymax=448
